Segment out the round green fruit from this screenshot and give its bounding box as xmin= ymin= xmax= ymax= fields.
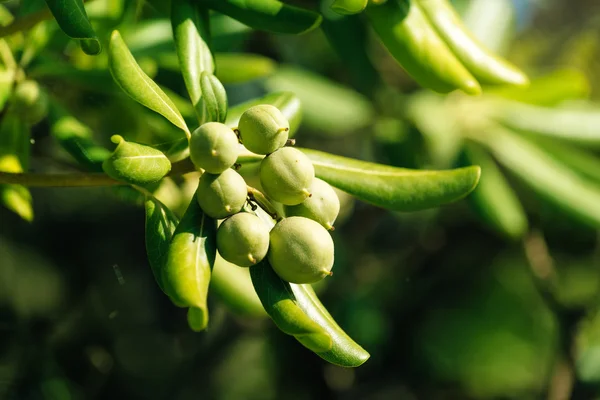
xmin=238 ymin=104 xmax=289 ymax=155
xmin=260 ymin=147 xmax=314 ymax=206
xmin=189 ymin=122 xmax=240 ymax=174
xmin=12 ymin=80 xmax=48 ymax=125
xmin=284 ymin=178 xmax=340 ymax=230
xmin=217 ymin=212 xmax=270 ymax=267
xmin=196 ymin=169 xmax=247 ymax=219
xmin=267 ymin=216 xmax=334 ymax=284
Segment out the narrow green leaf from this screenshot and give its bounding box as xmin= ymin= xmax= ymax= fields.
xmin=485 ymin=68 xmax=590 ymax=106
xmin=330 ymin=0 xmax=368 ymax=15
xmin=214 ymin=53 xmax=277 ymax=84
xmin=300 ymin=148 xmax=481 ymax=211
xmin=0 ymin=114 xmax=33 ymax=221
xmin=171 ymin=0 xmax=215 ymax=121
xmin=291 ymin=283 xmax=370 ymax=367
xmin=480 ymin=128 xmax=600 ymax=228
xmin=211 ymin=253 xmax=267 ymax=317
xmin=226 ymin=92 xmax=302 ymax=137
xmin=43 ymin=0 xmax=101 ymax=55
xmin=102 ymin=135 xmax=171 ymax=185
xmin=264 ymin=66 xmax=374 ymax=135
xmin=163 ymin=194 xmax=217 ymax=332
xmin=492 ymin=100 xmax=600 ymax=146
xmin=145 ymin=196 xmax=179 ymax=294
xmin=201 ymin=0 xmax=322 ymax=35
xmin=417 ymin=0 xmax=528 ymax=87
xmin=48 ymin=103 xmax=110 ymax=172
xmin=250 ymin=260 xmax=370 ymax=367
xmin=459 ymin=143 xmax=528 ymax=239
xmin=0 ymin=183 xmax=33 ymax=222
xmin=108 ymin=30 xmax=189 ymax=136
xmin=199 ymin=71 xmax=228 ymax=123
xmin=531 ymin=137 xmax=600 ymax=183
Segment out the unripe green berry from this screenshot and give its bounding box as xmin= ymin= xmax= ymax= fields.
xmin=217 ymin=212 xmax=270 ymax=267
xmin=238 ymin=104 xmax=289 ymax=155
xmin=189 ymin=122 xmax=240 ymax=173
xmin=284 ymin=178 xmax=340 ymax=230
xmin=12 ymin=80 xmax=48 ymax=125
xmin=260 ymin=147 xmax=314 ymax=206
xmin=196 ymin=169 xmax=247 ymax=219
xmin=267 ymin=216 xmax=334 ymax=284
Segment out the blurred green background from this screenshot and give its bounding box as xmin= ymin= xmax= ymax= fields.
xmin=3 ymin=0 xmax=600 ymax=399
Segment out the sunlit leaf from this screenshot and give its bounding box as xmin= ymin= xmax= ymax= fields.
xmin=300 ymin=148 xmax=481 ymax=211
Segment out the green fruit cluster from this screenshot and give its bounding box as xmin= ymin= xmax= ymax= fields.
xmin=190 ymin=104 xmax=342 ymax=284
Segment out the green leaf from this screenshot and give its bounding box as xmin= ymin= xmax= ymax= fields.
xmin=171 ymin=0 xmax=215 ymax=122
xmin=462 ymin=0 xmax=515 ymax=54
xmin=102 ymin=135 xmax=171 ymax=185
xmin=0 ymin=115 xmax=33 ymax=221
xmin=211 ymin=253 xmax=267 ymax=317
xmin=163 ymin=194 xmax=217 ymax=332
xmin=459 ymin=143 xmax=528 ymax=239
xmin=417 ymin=0 xmax=528 ymax=86
xmin=365 ymin=0 xmax=480 ymax=95
xmin=199 ymin=72 xmax=228 ymax=123
xmin=226 ymin=92 xmax=302 ymax=137
xmin=484 ymin=68 xmax=590 ymax=106
xmin=250 ymin=260 xmax=369 ymax=367
xmin=201 ymin=0 xmax=322 ymax=35
xmin=145 ymin=196 xmax=179 ymax=294
xmin=330 ymin=0 xmax=368 ymax=15
xmin=480 ymin=127 xmax=600 ymax=229
xmin=48 ymin=103 xmax=110 ymax=172
xmin=264 ymin=66 xmax=374 ymax=135
xmin=300 ymin=148 xmax=481 ymax=211
xmin=0 ymin=183 xmax=33 ymax=222
xmin=43 ymin=0 xmax=101 ymax=55
xmin=108 ymin=30 xmax=189 ymax=136
xmin=492 ymin=100 xmax=600 ymax=146
xmin=531 ymin=137 xmax=600 ymax=183
xmin=214 ymin=53 xmax=277 ymax=84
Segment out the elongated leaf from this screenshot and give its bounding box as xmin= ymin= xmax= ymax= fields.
xmin=531 ymin=138 xmax=600 ymax=183
xmin=493 ymin=100 xmax=600 ymax=146
xmin=417 ymin=0 xmax=528 ymax=86
xmin=214 ymin=53 xmax=277 ymax=84
xmin=171 ymin=0 xmax=215 ymax=121
xmin=251 ymin=260 xmax=369 ymax=366
xmin=145 ymin=196 xmax=179 ymax=293
xmin=108 ymin=30 xmax=189 ymax=136
xmin=300 ymin=148 xmax=481 ymax=211
xmin=459 ymin=143 xmax=528 ymax=239
xmin=462 ymin=0 xmax=515 ymax=54
xmin=164 ymin=195 xmax=216 ymax=332
xmin=201 ymin=0 xmax=322 ymax=35
xmin=0 ymin=115 xmax=32 ymax=221
xmin=264 ymin=66 xmax=374 ymax=135
xmin=366 ymin=0 xmax=480 ymax=95
xmin=485 ymin=68 xmax=590 ymax=106
xmin=48 ymin=104 xmax=110 ymax=172
xmin=226 ymin=92 xmax=302 ymax=137
xmin=199 ymin=72 xmax=228 ymax=123
xmin=102 ymin=135 xmax=171 ymax=185
xmin=211 ymin=253 xmax=267 ymax=317
xmin=44 ymin=0 xmax=101 ymax=55
xmin=480 ymin=128 xmax=600 ymax=228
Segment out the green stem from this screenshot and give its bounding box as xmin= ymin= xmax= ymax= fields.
xmin=0 ymin=171 xmax=122 ymax=187
xmin=248 ymin=186 xmax=281 ymax=221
